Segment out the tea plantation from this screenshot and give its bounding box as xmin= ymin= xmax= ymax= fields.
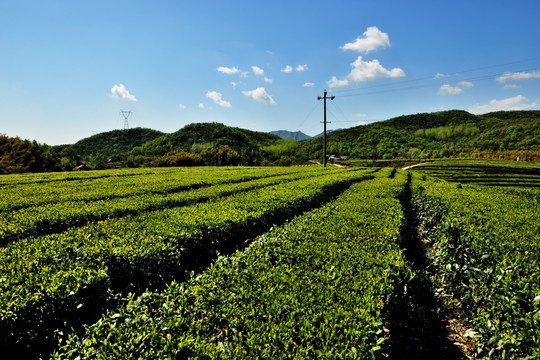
xmin=0 ymin=162 xmax=538 ymax=359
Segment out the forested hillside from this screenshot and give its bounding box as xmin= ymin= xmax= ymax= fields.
xmin=2 ymin=110 xmax=539 ymax=174
xmin=135 ymin=122 xmax=279 ymax=156
xmin=131 ymin=122 xmax=284 ymax=166
xmin=56 ymin=127 xmax=164 ymax=161
xmin=0 ymin=135 xmax=63 ymax=173
xmin=298 ymin=110 xmax=540 ymax=161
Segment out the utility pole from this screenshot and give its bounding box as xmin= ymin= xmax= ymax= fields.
xmin=317 ymin=89 xmax=335 ymax=167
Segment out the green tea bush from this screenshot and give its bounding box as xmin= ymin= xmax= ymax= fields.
xmin=412 ymin=174 xmax=540 ymax=359
xmin=52 ymin=169 xmax=409 ymax=359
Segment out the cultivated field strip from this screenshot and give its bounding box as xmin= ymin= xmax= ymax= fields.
xmin=0 ymin=167 xmax=162 ymax=187
xmin=0 ymin=167 xmax=372 ymax=358
xmin=412 ymin=174 xmax=540 ymax=359
xmin=0 ymin=167 xmax=344 ymax=244
xmin=52 ymin=168 xmax=410 ymax=359
xmin=499 ymin=186 xmax=540 ymax=202
xmin=0 ymin=166 xmax=310 ymax=212
xmin=411 ymin=159 xmax=540 ymax=187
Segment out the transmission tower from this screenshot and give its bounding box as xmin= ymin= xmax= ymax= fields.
xmin=120 ymin=110 xmax=132 ymax=130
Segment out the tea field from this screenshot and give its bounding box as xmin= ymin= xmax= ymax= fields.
xmin=0 ymin=162 xmax=538 ymax=359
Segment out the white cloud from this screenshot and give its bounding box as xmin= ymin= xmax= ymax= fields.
xmin=438 ymin=84 xmax=463 ymax=95
xmin=242 ymin=87 xmax=276 ymax=104
xmin=281 ymin=64 xmax=308 ymax=73
xmin=303 ymin=82 xmax=315 ymax=87
xmin=354 ymin=113 xmax=367 ymax=118
xmin=328 ymin=76 xmax=350 ymax=88
xmin=468 ymin=95 xmax=536 ymax=114
xmin=217 ymin=66 xmax=240 ymax=75
xmin=281 ymin=65 xmax=293 ymax=73
xmin=206 ymin=91 xmax=231 ymax=108
xmin=264 ymin=77 xmax=273 ymax=84
xmin=231 ymin=82 xmax=238 ymax=87
xmin=241 ymin=71 xmax=249 ymax=78
xmin=111 ymin=84 xmax=137 ymax=101
xmin=503 ymin=84 xmax=520 ymax=89
xmin=438 ymin=81 xmax=473 ymax=95
xmin=198 ymin=103 xmax=205 ymax=109
xmin=178 ymin=104 xmax=187 ymax=109
xmin=329 ymin=56 xmax=405 ymax=87
xmin=348 ymin=57 xmax=405 ymax=81
xmin=341 ymin=26 xmax=390 ymax=53
xmin=496 ymin=69 xmax=540 ymax=83
xmin=434 ymin=73 xmax=449 ymax=79
xmin=252 ymin=66 xmax=265 ymax=76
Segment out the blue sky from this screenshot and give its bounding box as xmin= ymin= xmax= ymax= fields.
xmin=1 ymin=0 xmax=540 ymax=145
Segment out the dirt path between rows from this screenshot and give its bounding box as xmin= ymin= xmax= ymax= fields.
xmin=402 ymin=163 xmax=423 ymax=170
xmin=382 ymin=175 xmax=468 ymax=359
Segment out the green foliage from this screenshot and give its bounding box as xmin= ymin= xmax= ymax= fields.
xmin=412 ymin=172 xmax=540 ymax=359
xmin=0 ymin=167 xmax=328 ymax=243
xmin=2 ymin=162 xmax=539 ymax=358
xmin=0 ymin=166 xmax=369 ymax=358
xmin=0 ymin=134 xmax=62 ymax=173
xmin=52 ymin=168 xmax=409 ymax=359
xmin=57 ymin=128 xmax=164 ymax=161
xmin=152 ymin=151 xmax=204 ymax=167
xmin=200 ymin=146 xmax=242 ymax=166
xmin=414 ymin=123 xmax=480 ymax=140
xmin=297 ymin=110 xmax=540 ymax=161
xmin=260 ymin=139 xmax=306 ymax=165
xmin=262 ymin=138 xmax=297 ymax=158
xmin=411 ymin=159 xmax=540 ymax=187
xmin=137 ymin=122 xmax=280 ymax=157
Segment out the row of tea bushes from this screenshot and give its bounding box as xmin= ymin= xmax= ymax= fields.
xmin=1 ymin=169 xmax=370 ymax=358
xmin=52 ymin=168 xmax=410 ymax=359
xmin=0 ymin=167 xmax=313 ymax=212
xmin=411 ymin=174 xmax=540 ymax=359
xmin=411 ymin=159 xmax=540 ymax=188
xmin=0 ymin=168 xmax=336 ymax=244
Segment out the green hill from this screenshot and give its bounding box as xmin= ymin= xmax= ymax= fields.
xmin=135 ymin=122 xmax=280 ymax=156
xmin=298 ymin=110 xmax=540 ymax=161
xmin=5 ymin=110 xmax=539 ymax=173
xmin=57 ymin=127 xmax=164 ymax=160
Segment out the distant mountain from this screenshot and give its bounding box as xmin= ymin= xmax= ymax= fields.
xmin=313 ymin=129 xmax=343 ymax=138
xmin=56 ymin=127 xmax=164 ymax=160
xmin=135 ymin=122 xmax=281 ymax=156
xmin=270 ymin=130 xmax=311 ymax=141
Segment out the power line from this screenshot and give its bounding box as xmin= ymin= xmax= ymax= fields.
xmin=295 ymin=100 xmax=322 ymax=133
xmin=329 ymin=100 xmax=351 ymax=123
xmin=301 ymin=59 xmax=540 ymax=143
xmin=328 ymin=97 xmax=385 ymax=125
xmin=336 ymin=67 xmax=540 ymax=98
xmin=332 ymin=57 xmax=540 ymax=96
